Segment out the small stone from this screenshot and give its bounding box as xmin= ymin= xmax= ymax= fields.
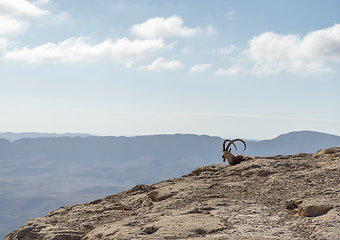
xmin=286 ymin=200 xmax=303 ymax=210
xmin=148 ymin=190 xmax=175 ymax=201
xmin=142 ymin=225 xmax=159 ymax=234
xmin=193 ymin=228 xmax=207 ymax=235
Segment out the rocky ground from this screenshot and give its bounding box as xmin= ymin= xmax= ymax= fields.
xmin=6 ymin=147 xmax=340 ymax=240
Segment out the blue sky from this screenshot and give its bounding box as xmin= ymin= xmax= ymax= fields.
xmin=0 ymin=0 xmax=339 ymax=139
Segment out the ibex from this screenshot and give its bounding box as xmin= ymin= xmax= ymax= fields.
xmin=222 ymin=139 xmax=252 ymax=165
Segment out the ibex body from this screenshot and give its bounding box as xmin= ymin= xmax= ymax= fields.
xmin=222 ymin=139 xmax=252 ymax=165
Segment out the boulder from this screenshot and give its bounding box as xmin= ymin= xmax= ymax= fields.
xmin=298 ymin=199 xmax=333 ymax=217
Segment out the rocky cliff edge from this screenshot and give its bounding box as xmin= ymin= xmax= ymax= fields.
xmin=6 ymin=147 xmax=340 ymax=240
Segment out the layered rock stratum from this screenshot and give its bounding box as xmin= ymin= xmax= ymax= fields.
xmin=6 ymin=147 xmax=340 ymax=239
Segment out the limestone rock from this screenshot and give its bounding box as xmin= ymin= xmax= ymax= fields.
xmin=6 ymin=147 xmax=340 ymax=240
xmin=314 ymin=146 xmax=340 ymax=158
xmin=142 ymin=225 xmax=159 ymax=234
xmin=190 ymin=165 xmax=221 ymax=175
xmin=298 ymin=199 xmax=333 ymax=217
xmin=148 ymin=189 xmax=176 ymax=201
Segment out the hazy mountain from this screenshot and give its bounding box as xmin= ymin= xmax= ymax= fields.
xmin=0 ymin=131 xmax=339 ymax=238
xmin=242 ymin=131 xmax=340 ymax=156
xmin=0 ymin=132 xmax=93 ymax=142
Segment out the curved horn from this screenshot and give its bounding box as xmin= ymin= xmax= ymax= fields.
xmin=226 ymin=139 xmax=246 ymax=151
xmin=223 ymin=139 xmax=237 ymax=151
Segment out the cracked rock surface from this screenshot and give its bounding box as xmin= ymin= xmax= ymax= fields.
xmin=6 ymin=147 xmax=340 ymax=239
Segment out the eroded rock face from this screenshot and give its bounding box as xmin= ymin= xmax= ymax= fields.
xmin=6 ymin=147 xmax=340 ymax=240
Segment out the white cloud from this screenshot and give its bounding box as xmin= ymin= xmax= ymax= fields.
xmin=226 ymin=10 xmax=237 ymax=20
xmin=52 ymin=12 xmax=71 ymax=22
xmin=0 ymin=0 xmax=50 ymax=17
xmin=0 ymin=0 xmax=50 ymax=36
xmin=215 ymin=65 xmax=242 ymax=76
xmin=0 ymin=37 xmax=9 ymax=51
xmin=206 ymin=25 xmax=218 ymax=34
xmin=0 ymin=15 xmax=29 ymax=35
xmin=139 ymin=57 xmax=184 ymax=71
xmin=302 ymin=24 xmax=340 ymax=62
xmin=181 ymin=47 xmax=192 ymax=55
xmin=247 ymin=23 xmax=340 ymax=75
xmin=131 ymin=15 xmax=202 ymax=38
xmin=189 ymin=64 xmax=213 ymax=74
xmin=217 ymin=45 xmax=239 ymax=55
xmin=33 ymin=0 xmax=50 ymax=5
xmin=4 ymin=37 xmax=167 ymax=63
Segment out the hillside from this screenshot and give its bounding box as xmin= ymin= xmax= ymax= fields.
xmin=245 ymin=131 xmax=340 ymax=156
xmin=6 ymin=147 xmax=340 ymax=239
xmin=1 ymin=131 xmax=340 ymax=239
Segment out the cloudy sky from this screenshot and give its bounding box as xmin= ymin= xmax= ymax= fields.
xmin=0 ymin=0 xmax=339 ymax=139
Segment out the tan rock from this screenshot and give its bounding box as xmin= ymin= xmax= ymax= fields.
xmin=148 ymin=189 xmax=176 ymax=201
xmin=298 ymin=199 xmax=333 ymax=217
xmin=6 ymin=147 xmax=340 ymax=240
xmin=314 ymin=146 xmax=340 ymax=158
xmin=142 ymin=225 xmax=159 ymax=234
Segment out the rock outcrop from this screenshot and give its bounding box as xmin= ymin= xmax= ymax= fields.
xmin=6 ymin=147 xmax=340 ymax=239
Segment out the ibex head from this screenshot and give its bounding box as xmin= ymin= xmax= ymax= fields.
xmin=222 ymin=139 xmax=246 ymax=162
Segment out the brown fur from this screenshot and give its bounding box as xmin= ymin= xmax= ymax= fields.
xmin=222 ymin=138 xmax=252 ymax=165
xmin=222 ymin=151 xmax=251 ymax=165
xmin=222 ymin=138 xmax=252 ymax=166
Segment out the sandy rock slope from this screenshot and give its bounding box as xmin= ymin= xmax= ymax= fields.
xmin=6 ymin=147 xmax=340 ymax=239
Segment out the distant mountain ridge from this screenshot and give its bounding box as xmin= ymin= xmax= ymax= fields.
xmin=0 ymin=130 xmax=339 ymax=239
xmin=0 ymin=132 xmax=93 ymax=142
xmin=242 ymin=130 xmax=340 ymax=156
